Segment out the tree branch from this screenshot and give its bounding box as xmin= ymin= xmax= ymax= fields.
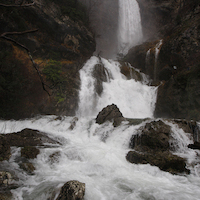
xmin=0 ymin=2 xmax=35 ymax=7
xmin=0 ymin=30 xmax=51 ymax=96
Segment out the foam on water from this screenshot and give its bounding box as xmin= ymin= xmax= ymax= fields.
xmin=1 ymin=117 xmax=200 ymax=200
xmin=77 ymin=56 xmax=157 ymax=119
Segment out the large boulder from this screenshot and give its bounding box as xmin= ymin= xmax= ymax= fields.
xmin=126 ymin=151 xmax=188 ymax=174
xmin=2 ymin=128 xmax=59 ymax=147
xmin=127 ymin=120 xmax=189 ymax=174
xmin=56 ymin=180 xmax=85 ymax=200
xmin=96 ymin=104 xmax=125 ymax=127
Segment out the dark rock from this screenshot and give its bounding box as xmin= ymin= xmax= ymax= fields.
xmin=21 ymin=146 xmax=40 ymax=159
xmin=130 ymin=120 xmax=171 ymax=151
xmin=127 ymin=120 xmax=189 ymax=174
xmin=56 ymin=180 xmax=85 ymax=200
xmin=120 ymin=62 xmax=143 ymax=81
xmin=0 ymin=136 xmax=11 ymax=161
xmin=126 ymin=151 xmax=189 ymax=174
xmin=96 ymin=104 xmax=125 ymax=127
xmin=93 ymin=60 xmax=109 ymax=96
xmin=0 ymin=191 xmax=12 ymax=200
xmin=3 ymin=128 xmax=59 ymax=147
xmin=0 ymin=0 xmax=95 ymax=120
xmin=19 ymin=163 xmax=35 ymax=175
xmin=188 ymin=141 xmax=200 ymax=150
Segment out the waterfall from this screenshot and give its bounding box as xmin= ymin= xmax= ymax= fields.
xmin=118 ymin=0 xmax=143 ymax=55
xmin=1 ymin=1 xmax=200 ymax=200
xmin=77 ymin=56 xmax=157 ymax=119
xmin=154 ymin=39 xmax=163 ymax=81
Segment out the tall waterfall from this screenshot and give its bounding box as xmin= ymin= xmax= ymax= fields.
xmin=118 ymin=0 xmax=143 ymax=55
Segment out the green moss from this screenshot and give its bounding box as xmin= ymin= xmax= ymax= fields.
xmin=43 ymin=60 xmax=64 ymax=86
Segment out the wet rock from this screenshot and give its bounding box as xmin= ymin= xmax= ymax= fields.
xmin=69 ymin=117 xmax=79 ymax=130
xmin=0 ymin=136 xmax=11 ymax=161
xmin=21 ymin=146 xmax=40 ymax=159
xmin=0 ymin=191 xmax=12 ymax=200
xmin=129 ymin=120 xmax=171 ymax=152
xmin=93 ymin=61 xmax=109 ymax=96
xmin=0 ymin=171 xmax=13 ymax=187
xmin=127 ymin=120 xmax=189 ymax=174
xmin=188 ymin=142 xmax=200 ymax=150
xmin=19 ymin=163 xmax=35 ymax=175
xmin=3 ymin=128 xmax=59 ymax=147
xmin=126 ymin=151 xmax=188 ymax=174
xmin=56 ymin=180 xmax=85 ymax=200
xmin=96 ymin=104 xmax=125 ymax=127
xmin=120 ymin=62 xmax=143 ymax=81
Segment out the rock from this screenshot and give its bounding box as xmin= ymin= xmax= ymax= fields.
xmin=126 ymin=151 xmax=189 ymax=174
xmin=0 ymin=171 xmax=13 ymax=187
xmin=127 ymin=120 xmax=189 ymax=174
xmin=0 ymin=191 xmax=12 ymax=200
xmin=0 ymin=0 xmax=95 ymax=120
xmin=188 ymin=142 xmax=200 ymax=150
xmin=21 ymin=146 xmax=40 ymax=159
xmin=96 ymin=104 xmax=125 ymax=127
xmin=0 ymin=136 xmax=11 ymax=161
xmin=93 ymin=61 xmax=109 ymax=96
xmin=129 ymin=120 xmax=171 ymax=152
xmin=3 ymin=128 xmax=59 ymax=147
xmin=56 ymin=180 xmax=85 ymax=200
xmin=19 ymin=163 xmax=35 ymax=175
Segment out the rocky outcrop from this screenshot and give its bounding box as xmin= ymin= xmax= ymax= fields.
xmin=0 ymin=128 xmax=61 ymax=198
xmin=0 ymin=0 xmax=95 ymax=119
xmin=125 ymin=0 xmax=200 ymax=120
xmin=56 ymin=180 xmax=85 ymax=200
xmin=126 ymin=120 xmax=189 ymax=174
xmin=96 ymin=104 xmax=125 ymax=127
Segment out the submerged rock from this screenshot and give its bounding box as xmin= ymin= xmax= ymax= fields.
xmin=56 ymin=180 xmax=85 ymax=200
xmin=96 ymin=104 xmax=125 ymax=127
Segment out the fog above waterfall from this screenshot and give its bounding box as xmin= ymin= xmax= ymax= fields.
xmin=81 ymin=0 xmax=143 ymax=58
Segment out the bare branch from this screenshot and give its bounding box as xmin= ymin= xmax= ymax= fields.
xmin=1 ymin=29 xmax=38 ymax=37
xmin=0 ymin=30 xmax=51 ymax=96
xmin=0 ymin=2 xmax=35 ymax=7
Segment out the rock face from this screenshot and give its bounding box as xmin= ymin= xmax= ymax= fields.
xmin=96 ymin=104 xmax=125 ymax=127
xmin=0 ymin=0 xmax=95 ymax=119
xmin=56 ymin=180 xmax=85 ymax=200
xmin=125 ymin=0 xmax=200 ymax=120
xmin=126 ymin=120 xmax=189 ymax=174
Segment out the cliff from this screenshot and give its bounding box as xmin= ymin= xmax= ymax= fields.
xmin=0 ymin=0 xmax=95 ymax=119
xmin=125 ymin=0 xmax=200 ymax=120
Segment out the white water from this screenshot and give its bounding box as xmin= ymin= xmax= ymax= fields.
xmin=77 ymin=56 xmax=157 ymax=118
xmin=1 ymin=117 xmax=200 ymax=200
xmin=118 ymin=0 xmax=143 ymax=55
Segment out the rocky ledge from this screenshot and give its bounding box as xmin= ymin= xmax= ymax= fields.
xmin=96 ymin=105 xmax=200 ymax=175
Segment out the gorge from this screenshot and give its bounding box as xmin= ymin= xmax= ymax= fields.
xmin=0 ymin=0 xmax=200 ymax=199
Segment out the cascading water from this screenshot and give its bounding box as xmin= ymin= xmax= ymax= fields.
xmin=77 ymin=56 xmax=157 ymax=119
xmin=1 ymin=1 xmax=200 ymax=199
xmin=118 ymin=0 xmax=143 ymax=55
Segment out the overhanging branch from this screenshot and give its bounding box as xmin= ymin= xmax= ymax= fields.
xmin=0 ymin=30 xmax=51 ymax=96
xmin=0 ymin=2 xmax=35 ymax=7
